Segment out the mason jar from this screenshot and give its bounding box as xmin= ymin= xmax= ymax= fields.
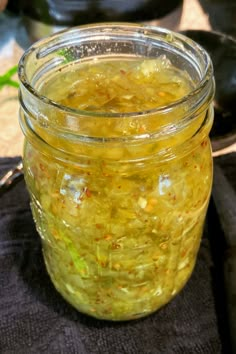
xmin=18 ymin=23 xmax=214 ymax=321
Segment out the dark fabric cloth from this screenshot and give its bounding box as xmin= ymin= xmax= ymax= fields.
xmin=0 ymin=155 xmax=234 ymax=354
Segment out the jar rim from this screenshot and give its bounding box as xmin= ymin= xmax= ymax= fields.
xmin=18 ymin=22 xmax=213 ymax=118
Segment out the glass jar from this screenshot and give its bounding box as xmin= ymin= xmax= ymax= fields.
xmin=18 ymin=23 xmax=214 ymax=321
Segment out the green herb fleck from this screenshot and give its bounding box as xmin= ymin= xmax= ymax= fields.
xmin=57 ymin=48 xmax=76 ymax=64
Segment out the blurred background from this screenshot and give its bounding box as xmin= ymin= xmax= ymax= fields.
xmin=4 ymin=0 xmax=236 ymax=39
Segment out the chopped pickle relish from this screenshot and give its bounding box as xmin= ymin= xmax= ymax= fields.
xmin=22 ymin=56 xmax=213 ymax=320
xmin=43 ymin=56 xmax=193 ymax=114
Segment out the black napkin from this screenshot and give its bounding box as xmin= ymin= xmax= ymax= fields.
xmin=0 ymin=155 xmax=234 ymax=354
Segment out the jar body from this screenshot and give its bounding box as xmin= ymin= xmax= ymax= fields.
xmin=19 ymin=24 xmax=214 ymax=320
xmin=22 ymin=134 xmax=212 ymax=320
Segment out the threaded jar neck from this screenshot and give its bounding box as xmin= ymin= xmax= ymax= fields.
xmin=19 ymin=23 xmax=215 ymax=162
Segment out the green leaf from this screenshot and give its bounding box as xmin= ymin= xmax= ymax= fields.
xmin=6 ymin=80 xmax=19 ymax=88
xmin=0 ymin=65 xmax=19 ymax=90
xmin=2 ymin=65 xmax=18 ymax=79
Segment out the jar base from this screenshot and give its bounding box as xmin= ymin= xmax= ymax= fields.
xmin=43 ymin=248 xmax=196 ymax=321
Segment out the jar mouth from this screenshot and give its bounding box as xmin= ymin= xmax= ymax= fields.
xmin=18 ymin=22 xmax=213 ymax=119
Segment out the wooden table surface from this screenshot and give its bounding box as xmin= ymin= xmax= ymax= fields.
xmin=0 ymin=0 xmax=235 ymax=158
